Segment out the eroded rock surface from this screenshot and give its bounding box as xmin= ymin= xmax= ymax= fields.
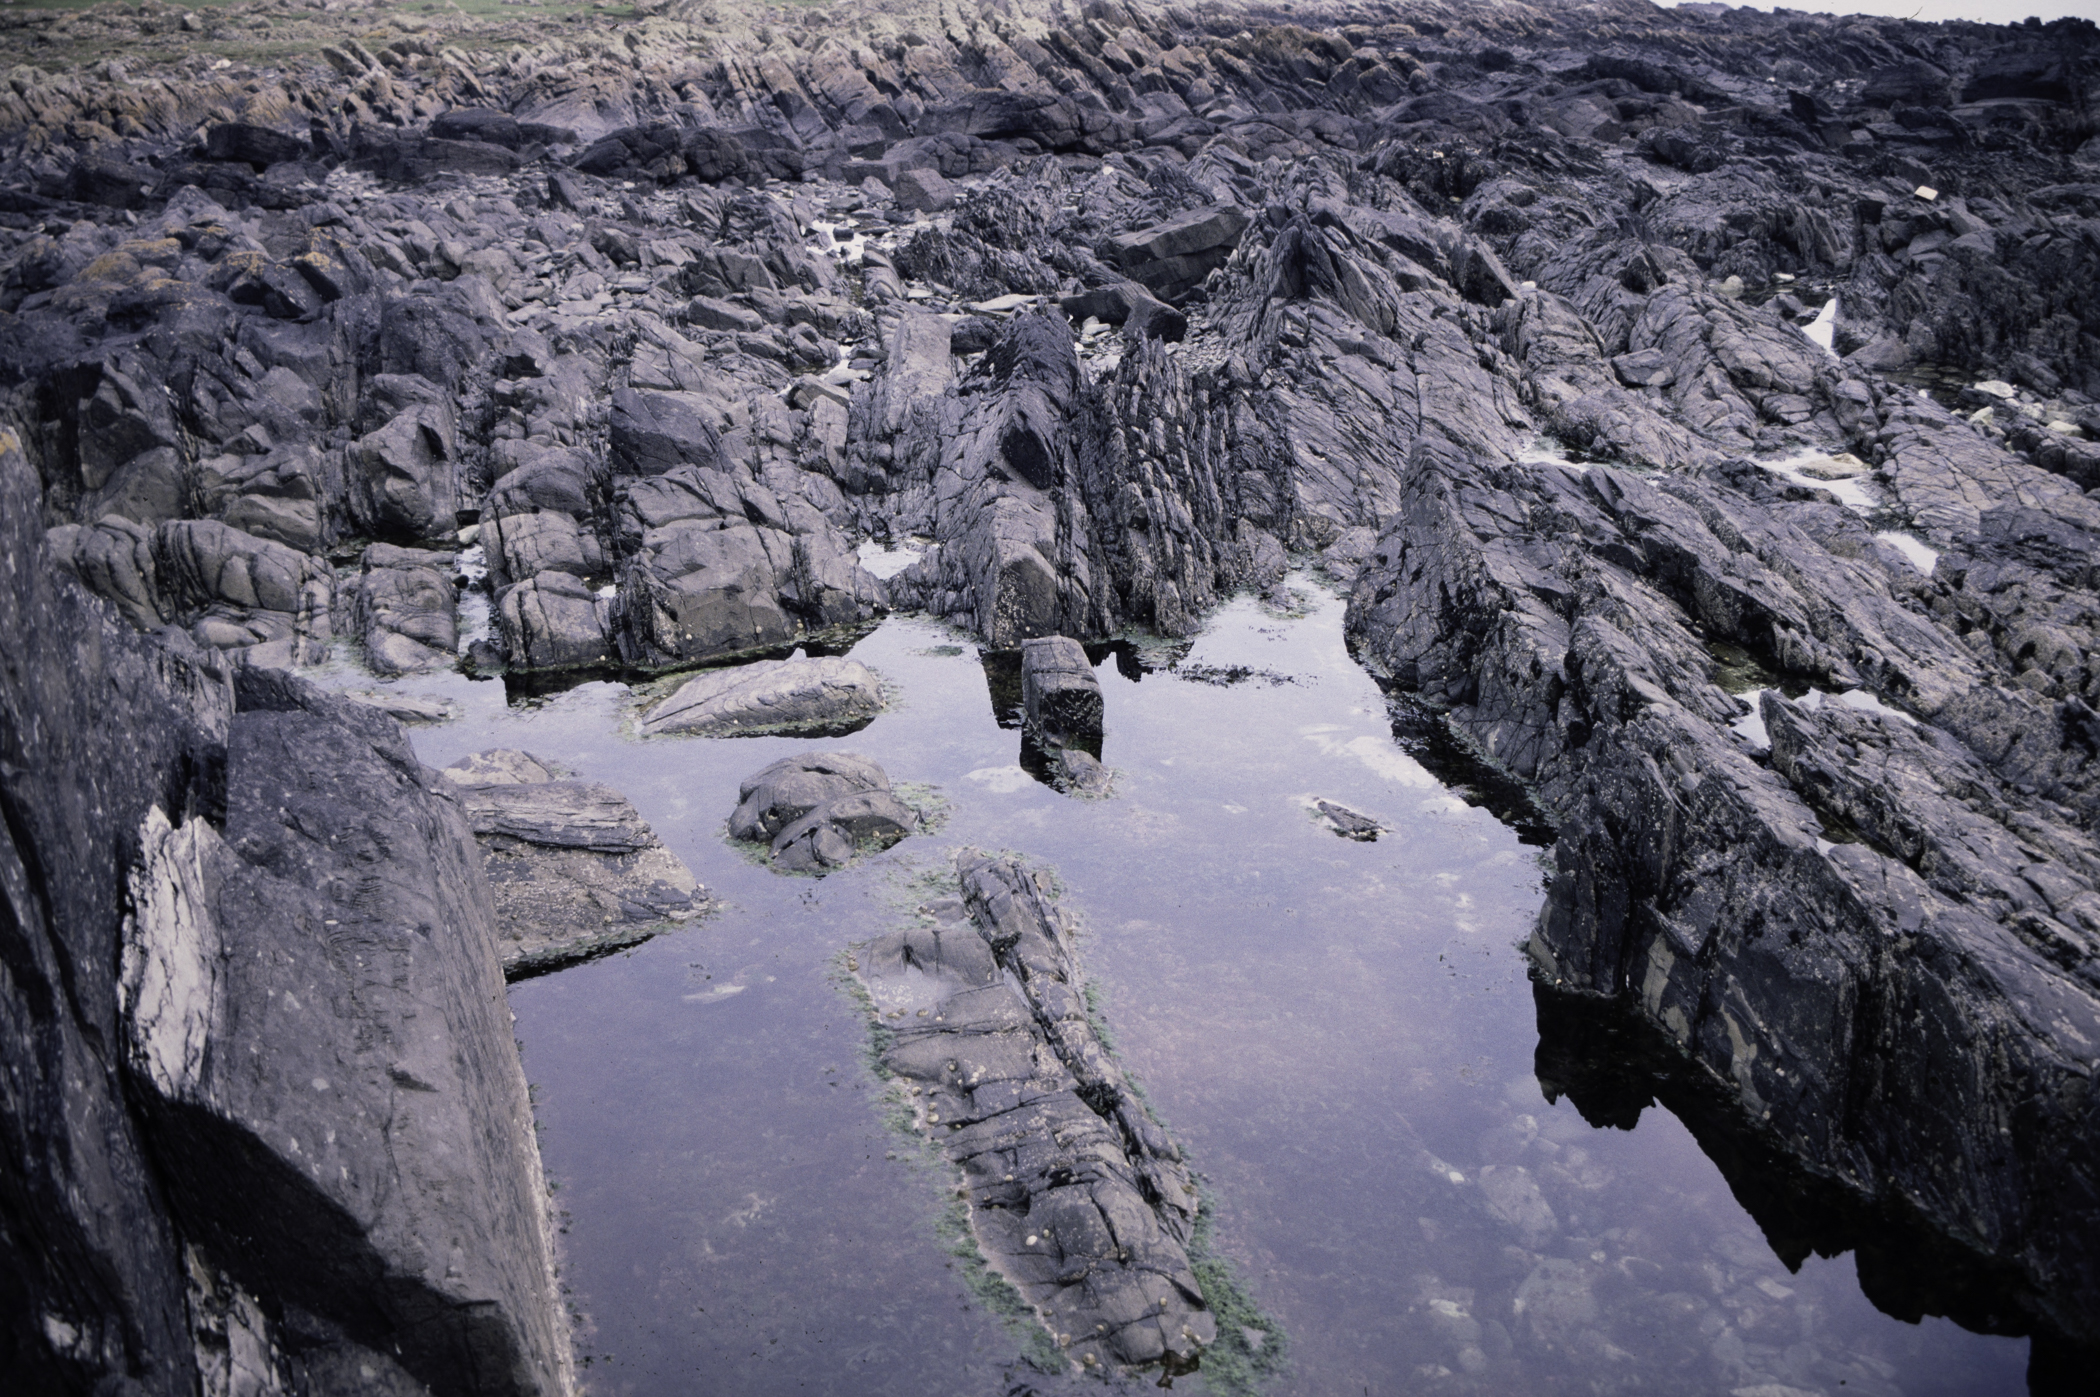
xmin=856 ymin=852 xmax=1213 ymax=1374
xmin=441 ymin=749 xmax=705 ymax=976
xmin=641 ymin=654 xmax=884 ymax=737
xmin=729 ymin=750 xmax=917 ymax=873
xmin=0 ymin=430 xmax=569 ymax=1397
xmin=5 ymin=0 xmax=2100 ymax=1378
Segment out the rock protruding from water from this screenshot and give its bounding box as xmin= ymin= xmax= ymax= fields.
xmin=1314 ymin=799 xmax=1383 ymax=841
xmin=729 ymin=751 xmax=916 ymax=873
xmin=442 ymin=749 xmax=704 ymax=976
xmin=1019 ymin=636 xmax=1113 ymax=797
xmin=856 ymin=852 xmax=1214 ymax=1374
xmin=642 ymin=656 xmax=884 ymax=738
xmin=1021 ymin=637 xmax=1102 ymax=746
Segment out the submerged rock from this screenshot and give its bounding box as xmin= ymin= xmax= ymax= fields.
xmin=642 ymin=656 xmax=884 ymax=738
xmin=442 ymin=749 xmax=704 ymax=976
xmin=855 ymin=853 xmax=1214 ymax=1374
xmin=729 ymin=751 xmax=916 ymax=873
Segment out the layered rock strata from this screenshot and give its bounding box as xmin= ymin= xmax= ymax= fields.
xmin=440 ymin=748 xmax=706 ymax=977
xmin=855 ymin=852 xmax=1213 ymax=1374
xmin=1 ymin=438 xmax=568 ymax=1395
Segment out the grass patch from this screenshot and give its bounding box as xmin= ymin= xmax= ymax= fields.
xmin=891 ymin=781 xmax=950 ymax=837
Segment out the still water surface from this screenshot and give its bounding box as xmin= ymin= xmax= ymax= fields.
xmin=328 ymin=577 xmax=2026 ymax=1396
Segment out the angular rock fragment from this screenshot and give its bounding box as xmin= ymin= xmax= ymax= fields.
xmin=855 ymin=853 xmax=1214 ymax=1373
xmin=442 ymin=750 xmax=704 ymax=977
xmin=642 ymin=655 xmax=884 ymax=738
xmin=1104 ymin=204 xmax=1249 ymax=301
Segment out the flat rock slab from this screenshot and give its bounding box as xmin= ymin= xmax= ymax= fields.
xmin=854 ymin=853 xmax=1214 ymax=1374
xmin=728 ymin=750 xmax=916 ymax=874
xmin=442 ymin=749 xmax=704 ymax=977
xmin=642 ymin=656 xmax=884 ymax=738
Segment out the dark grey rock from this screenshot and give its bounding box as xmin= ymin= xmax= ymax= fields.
xmin=1314 ymin=799 xmax=1383 ymax=841
xmin=0 ymin=426 xmax=572 ymax=1397
xmin=728 ymin=751 xmax=915 ymax=873
xmin=891 ymin=166 xmax=959 ymax=214
xmin=854 ymin=853 xmax=1214 ymax=1372
xmin=442 ymin=751 xmax=705 ymax=976
xmin=728 ymin=750 xmax=892 ymax=843
xmin=1104 ymin=204 xmax=1249 ymax=302
xmin=348 ymin=543 xmax=457 ymax=677
xmin=769 ymin=788 xmax=917 ymax=872
xmin=497 ymin=572 xmax=614 ymax=673
xmin=1021 ymin=636 xmax=1102 ymax=747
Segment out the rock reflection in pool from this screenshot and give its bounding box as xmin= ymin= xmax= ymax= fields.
xmin=339 ymin=576 xmax=2026 ymax=1394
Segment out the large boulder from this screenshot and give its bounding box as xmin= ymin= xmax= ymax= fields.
xmin=727 ymin=751 xmax=916 ymax=873
xmin=641 ymin=656 xmax=885 ymax=737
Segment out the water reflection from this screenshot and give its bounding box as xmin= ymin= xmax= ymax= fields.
xmin=1533 ymin=984 xmax=2091 ymax=1395
xmin=303 ymin=578 xmax=2044 ymax=1395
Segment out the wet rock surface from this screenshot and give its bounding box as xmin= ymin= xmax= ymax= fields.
xmin=640 ymin=654 xmax=884 ymax=738
xmin=855 ymin=852 xmax=1212 ymax=1376
xmin=3 ymin=0 xmax=2100 ymax=1384
xmin=442 ymin=749 xmax=706 ymax=977
xmin=730 ymin=750 xmax=917 ymax=873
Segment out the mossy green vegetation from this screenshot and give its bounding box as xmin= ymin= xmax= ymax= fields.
xmin=1183 ymin=1185 xmax=1290 ymax=1396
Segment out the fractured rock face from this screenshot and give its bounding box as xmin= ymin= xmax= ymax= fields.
xmin=115 ymin=669 xmax=571 ymax=1397
xmin=855 ymin=853 xmax=1213 ymax=1373
xmin=442 ymin=749 xmax=705 ymax=977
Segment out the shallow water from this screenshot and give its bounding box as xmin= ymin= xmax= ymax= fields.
xmin=320 ymin=578 xmax=2029 ymax=1396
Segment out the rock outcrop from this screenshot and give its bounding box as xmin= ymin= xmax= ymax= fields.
xmin=441 ymin=749 xmax=706 ymax=977
xmin=855 ymin=852 xmax=1213 ymax=1375
xmin=1 ymin=440 xmax=569 ymax=1395
xmin=5 ymin=0 xmax=2100 ymax=1378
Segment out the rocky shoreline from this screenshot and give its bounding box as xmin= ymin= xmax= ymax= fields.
xmin=3 ymin=0 xmax=2099 ymax=1389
